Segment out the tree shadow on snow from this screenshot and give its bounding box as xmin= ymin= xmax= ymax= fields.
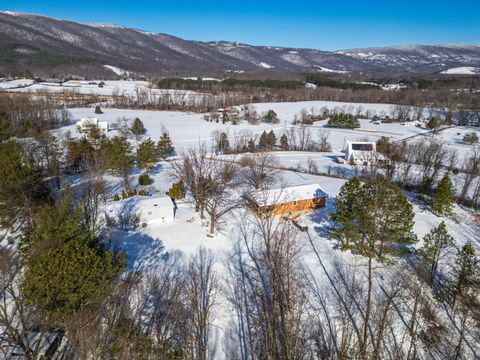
xmin=112 ymin=230 xmax=170 ymax=272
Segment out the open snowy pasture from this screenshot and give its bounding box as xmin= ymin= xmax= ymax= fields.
xmin=5 ymin=79 xmax=196 ymax=97
xmin=59 ymin=104 xmax=429 ymax=154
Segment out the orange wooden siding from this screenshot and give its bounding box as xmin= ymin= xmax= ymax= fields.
xmin=259 ymin=196 xmax=326 ymax=216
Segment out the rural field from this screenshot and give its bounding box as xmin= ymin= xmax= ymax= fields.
xmin=1 ymin=4 xmax=480 ymax=359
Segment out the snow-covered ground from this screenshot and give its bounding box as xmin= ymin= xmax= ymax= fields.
xmin=5 ymin=80 xmax=196 ymax=97
xmin=0 ymin=78 xmax=35 ymax=89
xmin=440 ymin=66 xmax=480 ymax=75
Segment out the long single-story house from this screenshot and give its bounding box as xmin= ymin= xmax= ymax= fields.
xmin=250 ymin=183 xmax=327 ymax=217
xmin=76 ymin=117 xmax=109 ymax=135
xmin=344 ymin=141 xmax=378 ymax=165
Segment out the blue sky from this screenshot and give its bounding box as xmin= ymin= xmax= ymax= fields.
xmin=3 ymin=0 xmax=479 ymax=50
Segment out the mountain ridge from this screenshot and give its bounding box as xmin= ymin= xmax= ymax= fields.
xmin=1 ymin=11 xmax=479 ymax=78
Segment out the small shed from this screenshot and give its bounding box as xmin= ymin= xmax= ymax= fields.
xmin=251 ymin=183 xmax=327 ymax=217
xmin=137 ymin=196 xmax=176 ymax=224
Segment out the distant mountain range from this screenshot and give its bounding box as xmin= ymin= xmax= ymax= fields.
xmin=1 ymin=11 xmax=479 ymax=78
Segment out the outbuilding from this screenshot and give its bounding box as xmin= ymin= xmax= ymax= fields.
xmin=250 ymin=183 xmax=326 ymax=217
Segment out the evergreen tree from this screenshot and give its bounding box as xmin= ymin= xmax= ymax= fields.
xmin=331 ymin=176 xmax=416 ymax=258
xmin=21 ymin=240 xmax=123 ymax=326
xmin=432 ymin=174 xmax=455 ymax=215
xmin=330 ymin=177 xmax=363 ymax=251
xmin=258 ymin=131 xmax=268 ymax=149
xmin=247 ymin=138 xmax=256 ymax=152
xmin=451 ymin=242 xmax=480 ymax=307
xmin=94 ymin=105 xmax=103 ymax=114
xmin=263 ymin=109 xmax=278 ymax=123
xmin=222 ymin=111 xmax=229 ymax=124
xmin=131 ymin=117 xmax=145 ymax=136
xmin=419 ymin=221 xmax=455 ymax=285
xmin=330 ymin=176 xmax=415 ymax=356
xmin=280 ymin=134 xmax=289 ymax=151
xmin=267 ymin=130 xmax=276 ymax=148
xmin=20 ymin=194 xmax=85 ymax=257
xmin=157 ymin=131 xmax=175 ymax=159
xmin=216 ymin=132 xmax=230 ymax=153
xmin=103 ymin=136 xmax=133 ymax=172
xmin=136 ymin=138 xmax=158 ymax=169
xmin=138 ymin=173 xmax=153 ymax=186
xmin=0 ymin=140 xmax=49 ymax=228
xmin=166 ymin=181 xmax=186 ymax=200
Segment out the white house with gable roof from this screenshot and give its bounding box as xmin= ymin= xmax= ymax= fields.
xmin=344 ymin=141 xmax=378 ymax=165
xmin=76 ymin=117 xmax=109 ymax=135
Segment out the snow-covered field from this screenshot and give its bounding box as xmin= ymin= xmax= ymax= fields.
xmin=61 ymin=102 xmax=428 ymax=152
xmin=0 ymin=78 xmax=35 ymax=89
xmin=3 ymin=79 xmax=196 ymax=97
xmin=440 ymin=66 xmax=480 ymax=75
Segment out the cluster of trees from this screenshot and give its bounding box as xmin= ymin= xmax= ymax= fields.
xmin=304 ymin=73 xmax=381 ymax=90
xmin=327 ymin=175 xmax=480 ymax=359
xmin=66 ymin=119 xmax=174 ymax=190
xmin=212 ymin=125 xmax=332 ymax=155
xmin=157 ymin=77 xmax=305 ymax=91
xmin=376 ymin=137 xmax=480 ymax=209
xmin=327 ymin=113 xmax=360 ymax=129
xmin=0 ymin=93 xmax=70 ymax=140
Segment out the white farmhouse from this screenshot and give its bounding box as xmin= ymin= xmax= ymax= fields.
xmin=344 ymin=141 xmax=377 ymax=165
xmin=76 ymin=117 xmax=109 ymax=135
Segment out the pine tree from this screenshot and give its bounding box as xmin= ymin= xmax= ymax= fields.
xmin=21 ymin=240 xmax=123 ymax=326
xmin=94 ymin=105 xmax=103 ymax=114
xmin=451 ymin=242 xmax=480 ymax=307
xmin=247 ymin=139 xmax=256 ymax=152
xmin=330 ymin=177 xmax=363 ymax=251
xmin=419 ymin=221 xmax=455 ymax=285
xmin=267 ymin=130 xmax=276 ymax=149
xmin=222 ymin=111 xmax=229 ymax=124
xmin=432 ymin=174 xmax=455 ymax=215
xmin=280 ymin=134 xmax=288 ymax=151
xmin=258 ymin=131 xmax=268 ymax=149
xmin=330 ymin=176 xmax=415 ymax=356
xmin=216 ymin=132 xmax=230 ymax=153
xmin=131 ymin=117 xmax=145 ymax=136
xmin=157 ymin=131 xmax=175 ymax=159
xmin=166 ymin=181 xmax=185 ymax=200
xmin=136 ymin=138 xmax=158 ymax=169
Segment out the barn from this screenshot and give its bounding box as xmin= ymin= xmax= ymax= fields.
xmin=251 ymin=183 xmax=327 ymax=217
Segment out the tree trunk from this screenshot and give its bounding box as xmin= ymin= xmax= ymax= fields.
xmin=361 ymin=253 xmax=373 ymax=359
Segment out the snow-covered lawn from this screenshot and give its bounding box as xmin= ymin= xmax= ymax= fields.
xmin=59 ymin=105 xmax=429 ymax=154
xmin=0 ymin=78 xmax=35 ymax=89
xmin=5 ymin=80 xmax=195 ymax=97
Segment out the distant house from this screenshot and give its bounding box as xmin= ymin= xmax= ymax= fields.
xmin=250 ymin=183 xmax=327 ymax=217
xmin=76 ymin=117 xmax=108 ymax=135
xmin=344 ymin=141 xmax=377 ymax=165
xmin=107 ymin=196 xmax=176 ymax=228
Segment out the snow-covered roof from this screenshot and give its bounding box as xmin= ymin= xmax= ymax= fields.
xmin=77 ymin=117 xmax=108 ymax=130
xmin=107 ymin=196 xmax=174 ymax=214
xmin=253 ymin=183 xmax=326 ymax=207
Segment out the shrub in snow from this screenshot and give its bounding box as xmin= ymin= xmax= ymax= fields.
xmin=94 ymin=105 xmax=103 ymax=114
xmin=139 ymin=173 xmax=153 ymax=186
xmin=113 ymin=193 xmax=120 ymax=201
